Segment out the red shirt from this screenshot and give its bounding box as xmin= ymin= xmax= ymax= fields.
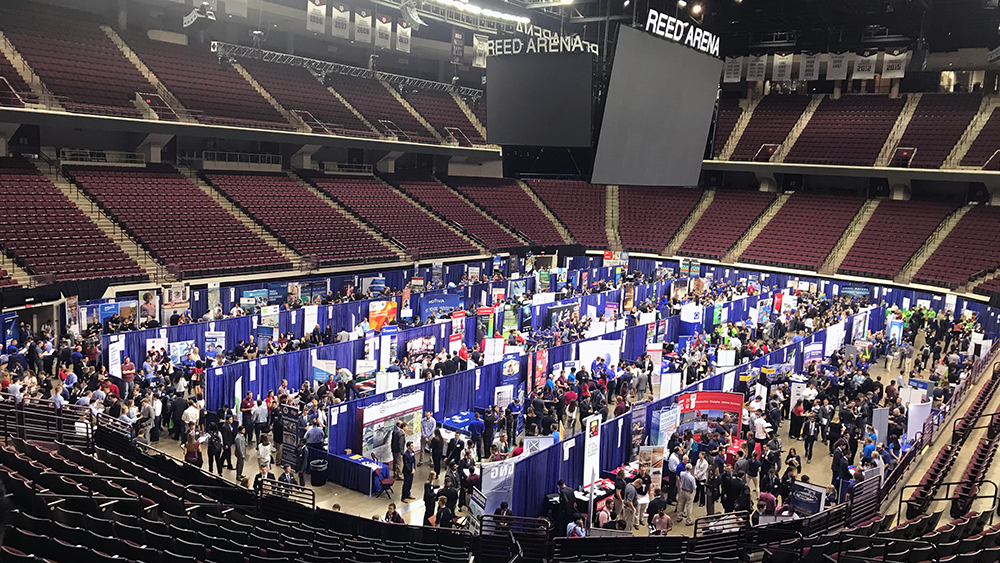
xmin=458 ymin=347 xmax=469 ymax=360
xmin=564 ymin=390 xmax=578 ymax=404
xmin=511 ymin=446 xmax=524 ymax=457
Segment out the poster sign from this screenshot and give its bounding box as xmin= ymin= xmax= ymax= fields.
xmin=481 ymin=458 xmax=516 ymax=514
xmin=790 ymin=480 xmax=828 ymax=517
xmin=675 ymin=391 xmax=743 ymax=436
xmin=368 ymin=300 xmax=398 ymax=331
xmin=533 ymin=349 xmax=549 ymax=391
xmin=803 ymin=342 xmax=824 ymax=365
xmin=583 ymin=414 xmax=602 ymax=484
xmin=358 ymin=390 xmax=424 ymax=461
xmin=314 ymin=359 xmax=338 ymax=382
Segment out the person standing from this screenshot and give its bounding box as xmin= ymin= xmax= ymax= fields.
xmin=296 ymin=441 xmax=308 ymax=486
xmin=469 ymin=412 xmax=485 ymax=459
xmin=235 ymin=425 xmax=248 ymax=481
xmin=221 ymin=414 xmax=235 ymax=471
xmin=391 ymin=421 xmax=406 ymax=479
xmin=803 ymin=414 xmax=819 ymax=464
xmin=206 ymin=424 xmax=224 ymax=476
xmin=423 ymin=472 xmax=439 ymax=526
xmin=483 ymin=407 xmax=496 ymax=454
xmin=402 ymin=442 xmax=416 ymax=501
xmin=677 ymin=464 xmax=697 ymax=526
xmin=623 ymin=478 xmax=640 ymax=530
xmin=420 ymin=411 xmax=437 ymax=467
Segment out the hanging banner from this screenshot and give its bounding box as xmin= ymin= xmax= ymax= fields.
xmin=746 ymin=54 xmax=767 ymax=82
xmin=332 ymin=4 xmax=350 ymax=38
xmin=853 ymin=50 xmax=877 ymax=80
xmin=473 ymin=33 xmax=489 ymax=68
xmin=583 ymin=414 xmax=602 ymax=485
xmin=723 ymin=56 xmax=743 ymax=83
xmin=451 ymin=29 xmax=464 ymax=63
xmin=882 ymin=48 xmax=907 ymax=79
xmin=799 ymin=52 xmax=820 ymax=81
xmin=827 ymin=52 xmax=850 ymax=80
xmin=227 ymin=0 xmax=248 ymax=17
xmin=355 ymin=9 xmax=372 ymax=43
xmin=375 ymin=14 xmax=392 ymax=49
xmin=772 ymin=53 xmax=793 ymax=82
xmin=396 ymin=19 xmax=411 ymax=53
xmin=307 ymin=0 xmax=326 ymax=33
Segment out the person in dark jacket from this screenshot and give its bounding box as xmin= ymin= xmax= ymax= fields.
xmin=391 ymin=421 xmax=406 ymax=479
xmin=296 ymin=441 xmax=308 ymax=486
xmin=402 ymin=442 xmax=416 ymax=501
xmin=221 ymin=415 xmax=236 ymax=470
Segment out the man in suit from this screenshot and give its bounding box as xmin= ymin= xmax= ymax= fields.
xmin=278 ymin=464 xmax=296 ymax=497
xmin=235 ymin=425 xmax=249 ymax=481
xmin=221 ymin=414 xmax=236 ymax=470
xmin=402 ymin=442 xmax=416 ymax=501
xmin=392 ymin=421 xmax=406 ymax=479
xmin=253 ymin=464 xmax=275 ymax=494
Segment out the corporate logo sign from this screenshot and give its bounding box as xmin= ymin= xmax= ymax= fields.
xmin=644 ymin=8 xmax=721 ymax=58
xmin=487 ymin=22 xmax=599 ymax=57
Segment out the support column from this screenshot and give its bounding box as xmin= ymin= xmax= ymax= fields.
xmin=291 ymin=144 xmax=322 ymax=170
xmin=377 ymin=151 xmax=404 ymax=174
xmin=117 ymin=0 xmax=128 ymax=30
xmin=0 ymin=123 xmax=20 ymax=158
xmin=833 ymin=80 xmax=842 ymax=100
xmin=890 ymin=78 xmax=900 ymax=99
xmin=137 ymin=133 xmax=173 ymax=164
xmin=889 ymin=182 xmax=912 ymax=200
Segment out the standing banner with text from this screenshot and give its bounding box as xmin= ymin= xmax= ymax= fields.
xmin=354 ymin=9 xmax=372 ymax=43
xmin=332 ymin=4 xmax=350 ymax=38
xmin=396 ymin=19 xmax=411 ymax=52
xmin=368 ymin=300 xmax=398 ymax=331
xmin=583 ymin=414 xmax=602 ymax=485
xmin=533 ymin=348 xmax=549 ymax=392
xmin=481 ymin=458 xmax=516 ymax=514
xmin=306 ymin=0 xmax=326 ymax=33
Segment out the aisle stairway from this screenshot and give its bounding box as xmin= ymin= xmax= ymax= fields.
xmin=874 ymin=94 xmax=922 ymax=167
xmin=723 ymin=193 xmax=790 ymax=262
xmin=944 ymin=94 xmax=1000 ymax=168
xmin=451 ymin=93 xmax=487 ymax=139
xmin=895 ymin=205 xmax=973 ymax=284
xmin=663 ymin=189 xmax=715 ymax=256
xmin=232 ymin=62 xmax=308 ymax=132
xmin=382 ymin=82 xmax=442 ymax=142
xmin=515 ymin=180 xmax=575 ymax=244
xmin=606 ymin=185 xmax=622 ymax=251
xmin=819 ymin=199 xmax=881 ymax=275
xmin=771 ymin=95 xmax=824 ymax=163
xmin=100 ymin=25 xmax=193 ymax=122
xmin=717 ymin=97 xmax=761 ymax=161
xmin=0 ymin=30 xmax=61 ymax=110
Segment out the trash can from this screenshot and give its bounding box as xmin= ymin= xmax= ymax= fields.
xmin=310 ymin=459 xmax=328 ymax=487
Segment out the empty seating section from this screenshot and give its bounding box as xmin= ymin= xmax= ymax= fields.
xmin=203 ymin=172 xmax=396 ymax=266
xmin=730 ymin=95 xmax=810 ymax=161
xmin=527 ymin=180 xmax=608 ymax=248
xmin=447 ymin=177 xmax=565 ymax=245
xmin=0 ymin=269 xmax=17 ymax=287
xmin=310 ymin=175 xmax=477 ymax=258
xmin=0 ymin=158 xmax=144 ymax=283
xmin=68 ymin=165 xmax=290 ymax=277
xmin=122 ymin=34 xmax=291 ymax=130
xmin=914 ymin=206 xmax=1000 ymax=289
xmin=0 ymin=54 xmax=30 ymax=107
xmin=962 ymin=111 xmax=1000 ymax=168
xmin=741 ymin=194 xmax=865 ymax=270
xmin=2 ymin=3 xmax=149 ymax=117
xmin=472 ymin=97 xmax=486 ymax=127
xmin=975 ymin=276 xmax=1000 ymax=298
xmin=618 ymin=186 xmax=703 ymax=252
xmin=239 ymin=59 xmax=373 ymax=136
xmin=785 ymin=96 xmax=905 ymax=166
xmin=0 ymin=439 xmax=474 ymax=563
xmin=679 ymin=190 xmax=775 ymax=259
xmin=328 ymin=74 xmax=436 ymax=142
xmin=712 ymin=98 xmax=742 ymax=157
xmin=386 ymin=175 xmax=522 ymax=250
xmin=404 ymin=90 xmax=484 ymax=145
xmin=895 ymin=94 xmax=981 ymax=169
xmin=838 ymin=200 xmax=956 ymax=279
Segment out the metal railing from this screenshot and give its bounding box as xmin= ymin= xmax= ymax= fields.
xmin=202 ymin=151 xmax=282 ymax=166
xmin=0 ymin=393 xmax=94 ymax=451
xmin=59 ymin=148 xmax=145 ymax=166
xmin=322 ymin=162 xmax=373 ymax=175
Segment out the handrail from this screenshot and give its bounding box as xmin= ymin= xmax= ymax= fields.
xmin=202 ymin=151 xmax=282 ymax=166
xmin=508 ymin=530 xmax=523 ymax=563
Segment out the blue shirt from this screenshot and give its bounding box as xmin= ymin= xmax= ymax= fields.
xmin=469 ymin=419 xmax=485 ymax=436
xmin=142 ymin=362 xmax=155 ymax=380
xmin=552 ymin=430 xmax=560 ymax=443
xmin=304 ymin=426 xmax=325 ymax=445
xmin=863 ymin=443 xmax=876 ymax=459
xmin=63 ymin=372 xmax=77 ymax=389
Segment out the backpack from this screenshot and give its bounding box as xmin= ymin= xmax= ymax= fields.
xmin=209 ymin=433 xmax=223 ymax=454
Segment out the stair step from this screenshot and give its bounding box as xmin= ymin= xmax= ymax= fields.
xmin=382 ymin=81 xmax=442 ymax=141
xmin=664 ymin=189 xmax=715 ymax=256
xmin=723 ymin=193 xmax=789 ymax=262
xmin=771 ymin=95 xmax=824 ymax=163
xmin=822 ymin=199 xmax=881 ymax=274
xmin=517 ymin=180 xmax=575 ymax=245
xmin=896 ymin=205 xmax=973 ymax=284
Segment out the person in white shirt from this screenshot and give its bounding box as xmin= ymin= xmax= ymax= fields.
xmin=181 ymin=400 xmax=200 ymax=429
xmin=801 ymin=384 xmax=818 ymax=404
xmin=694 ymin=451 xmax=709 ymax=506
xmin=749 ymin=396 xmax=764 ymax=412
xmin=754 ymin=415 xmax=768 ymax=440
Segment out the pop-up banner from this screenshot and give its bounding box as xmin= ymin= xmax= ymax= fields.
xmin=358 ymin=390 xmax=424 ymax=461
xmin=676 ymin=391 xmax=744 ymax=437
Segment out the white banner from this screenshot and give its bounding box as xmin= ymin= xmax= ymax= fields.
xmin=481 ymin=458 xmax=516 ymax=514
xmin=354 ymin=9 xmax=372 ymax=43
xmin=827 ymin=52 xmax=850 ymax=80
xmin=746 ymin=54 xmax=767 ymax=82
xmin=332 ymin=4 xmax=350 ymax=39
xmin=375 ymin=15 xmax=392 ymax=49
xmin=396 ymin=19 xmax=411 ymax=53
xmin=306 ymin=0 xmax=326 ymax=33
xmin=472 ymin=34 xmax=489 ymax=69
xmin=772 ymin=53 xmax=793 ymax=82
xmin=853 ymin=51 xmax=877 ymax=80
xmin=799 ymin=52 xmax=820 ymax=81
xmin=228 ymin=0 xmax=248 ymax=16
xmin=583 ymin=414 xmax=602 ymax=485
xmin=882 ymin=49 xmax=907 ymax=79
xmin=723 ymin=56 xmax=743 ymax=83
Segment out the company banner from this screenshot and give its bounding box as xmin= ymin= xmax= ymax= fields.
xmin=772 ymin=53 xmax=793 ymax=82
xmin=533 ymin=348 xmax=548 ymax=391
xmin=359 ymin=390 xmax=423 ymax=461
xmin=375 ymin=15 xmax=392 ymax=49
xmin=746 ymin=54 xmax=767 ymax=82
xmin=307 ymin=0 xmax=326 ymax=33
xmin=476 ymin=307 xmax=495 ymax=343
xmin=803 ymin=342 xmax=824 ymax=365
xmin=723 ymin=56 xmax=743 ymax=83
xmin=421 ymin=294 xmax=462 ymax=320
xmin=799 ymin=52 xmax=820 ymax=81
xmin=204 ymin=331 xmax=226 ymax=358
xmin=332 ymin=4 xmax=350 ymax=38
xmin=354 ymin=9 xmax=372 ymax=43
xmin=396 ymin=19 xmax=411 ymax=52
xmin=790 ymin=480 xmax=828 ymax=517
xmin=853 ymin=50 xmax=877 ymax=80
xmin=314 ymin=360 xmax=338 ymax=383
xmin=451 ymin=309 xmax=466 ymax=336
xmin=368 ymin=300 xmax=398 ymax=331
xmin=481 ymin=458 xmax=516 ymax=514
xmin=676 ymin=391 xmax=744 ymax=435
xmin=827 ymin=52 xmax=850 ymax=80
xmin=882 ymin=48 xmax=907 ymax=79
xmin=451 ymin=29 xmax=464 ymax=63
xmin=380 ymin=325 xmax=398 ymax=368
xmin=473 ymin=34 xmax=489 ymax=68
xmin=583 ymin=414 xmax=602 ymax=484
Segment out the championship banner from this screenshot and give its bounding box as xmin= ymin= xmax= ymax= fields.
xmin=583 ymin=414 xmax=602 ymax=484
xmin=882 ymin=48 xmax=907 ymax=79
xmin=306 ymin=0 xmax=326 ymax=33
xmin=354 ymin=9 xmax=372 ymax=43
xmin=451 ymin=29 xmax=464 ymax=63
xmin=853 ymin=50 xmax=877 ymax=80
xmin=746 ymin=54 xmax=767 ymax=82
xmin=332 ymin=4 xmax=350 ymax=38
xmin=827 ymin=52 xmax=849 ymax=80
xmin=375 ymin=15 xmax=392 ymax=49
xmin=472 ymin=34 xmax=489 ymax=68
xmin=396 ymin=19 xmax=411 ymax=53
xmin=772 ymin=53 xmax=793 ymax=82
xmin=799 ymin=52 xmax=820 ymax=81
xmin=723 ymin=56 xmax=743 ymax=83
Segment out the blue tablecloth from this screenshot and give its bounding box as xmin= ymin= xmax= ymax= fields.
xmin=330 ymin=454 xmax=389 ymax=496
xmin=443 ymin=411 xmax=476 ymax=435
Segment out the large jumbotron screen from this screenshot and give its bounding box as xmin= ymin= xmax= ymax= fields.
xmin=486 ymin=52 xmax=593 ymax=147
xmin=592 ymin=25 xmax=723 ymax=186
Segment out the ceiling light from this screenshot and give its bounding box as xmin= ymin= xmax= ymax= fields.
xmin=562 ymin=0 xmax=573 ymax=4
xmin=677 ymin=0 xmax=688 ymax=7
xmin=691 ymin=3 xmax=703 ymax=13
xmin=623 ymin=0 xmax=630 ymax=6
